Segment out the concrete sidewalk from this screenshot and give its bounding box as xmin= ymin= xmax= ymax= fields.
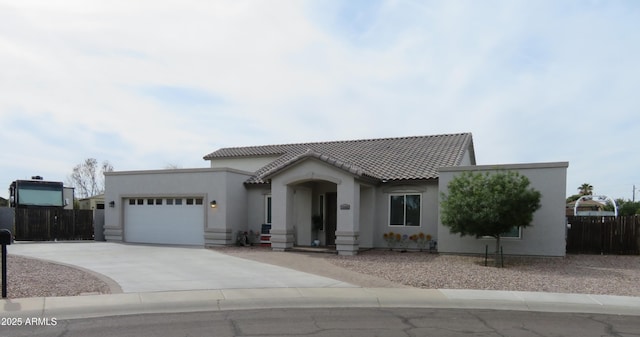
xmin=2 ymin=288 xmax=640 ymax=320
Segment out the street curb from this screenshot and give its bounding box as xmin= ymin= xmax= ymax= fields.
xmin=2 ymin=288 xmax=640 ymax=320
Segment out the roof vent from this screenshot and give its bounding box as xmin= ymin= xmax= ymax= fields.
xmin=31 ymin=175 xmax=43 ymax=180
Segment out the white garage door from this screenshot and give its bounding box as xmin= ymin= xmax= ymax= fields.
xmin=124 ymin=197 xmax=205 ymax=245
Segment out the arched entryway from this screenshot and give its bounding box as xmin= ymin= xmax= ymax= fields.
xmin=268 ymin=165 xmax=367 ymax=254
xmin=284 ymin=179 xmax=338 ymax=248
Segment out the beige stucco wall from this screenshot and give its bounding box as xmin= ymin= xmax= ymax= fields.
xmin=268 ymin=159 xmax=367 ymax=254
xmin=437 ymin=162 xmax=569 ymax=257
xmin=104 ymin=168 xmax=252 ymax=245
xmin=371 ymin=181 xmax=440 ymax=248
xmin=209 ymin=155 xmax=281 ymax=172
xmin=78 ymin=194 xmax=104 ymax=210
xmin=458 ymin=146 xmax=475 ymax=166
xmin=246 ymin=185 xmax=271 ymax=234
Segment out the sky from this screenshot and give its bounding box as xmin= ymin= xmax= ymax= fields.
xmin=1 ymin=0 xmax=639 ymax=201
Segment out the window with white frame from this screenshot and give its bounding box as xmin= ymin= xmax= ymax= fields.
xmin=501 ymin=226 xmax=522 ymax=239
xmin=265 ymin=195 xmax=272 ymax=224
xmin=389 ymin=194 xmax=421 ymax=226
xmin=482 ymin=227 xmax=522 ymax=240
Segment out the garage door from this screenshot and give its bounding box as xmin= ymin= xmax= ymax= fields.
xmin=124 ymin=197 xmax=205 ymax=245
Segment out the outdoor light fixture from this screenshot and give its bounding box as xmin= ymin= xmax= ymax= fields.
xmin=109 ymin=201 xmax=115 ymax=208
xmin=210 ymin=200 xmax=217 ymax=208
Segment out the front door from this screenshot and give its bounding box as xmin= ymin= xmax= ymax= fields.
xmin=325 ymin=192 xmax=337 ymax=246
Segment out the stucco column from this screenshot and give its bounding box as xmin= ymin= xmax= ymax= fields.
xmin=336 ymin=179 xmax=360 ymax=255
xmin=270 ymin=181 xmax=295 ymax=251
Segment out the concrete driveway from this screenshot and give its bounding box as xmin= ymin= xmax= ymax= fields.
xmin=7 ymin=242 xmax=354 ymax=293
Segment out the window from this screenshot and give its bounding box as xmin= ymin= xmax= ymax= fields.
xmin=175 ymin=198 xmax=183 ymax=205
xmin=166 ymin=198 xmax=174 ymax=205
xmin=195 ymin=198 xmax=203 ymax=205
xmin=265 ymin=195 xmax=272 ymax=224
xmin=137 ymin=199 xmax=144 ymax=205
xmin=14 ymin=181 xmax=63 ymax=207
xmin=501 ymin=227 xmax=522 ymax=239
xmin=389 ymin=194 xmax=421 ymax=227
xmin=155 ymin=198 xmax=163 ymax=205
xmin=129 ymin=199 xmax=136 ymax=205
xmin=482 ymin=227 xmax=522 ymax=240
xmin=186 ymin=198 xmax=194 ymax=205
xmin=147 ymin=198 xmax=155 ymax=205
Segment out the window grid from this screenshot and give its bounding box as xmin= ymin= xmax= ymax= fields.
xmin=126 ymin=197 xmax=206 ymax=206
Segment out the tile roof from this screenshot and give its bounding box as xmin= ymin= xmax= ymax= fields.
xmin=203 ymin=133 xmax=474 ymax=184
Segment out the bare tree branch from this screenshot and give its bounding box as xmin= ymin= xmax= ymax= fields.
xmin=67 ymin=158 xmax=114 ymax=198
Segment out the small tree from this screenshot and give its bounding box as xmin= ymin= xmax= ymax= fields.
xmin=440 ymin=170 xmax=541 ymax=267
xmin=605 ymin=198 xmax=640 ymax=216
xmin=67 ymin=158 xmax=114 ymax=198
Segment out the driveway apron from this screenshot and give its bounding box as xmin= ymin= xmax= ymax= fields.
xmin=8 ymin=242 xmax=355 ymax=293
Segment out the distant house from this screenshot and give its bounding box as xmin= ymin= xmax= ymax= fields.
xmin=104 ymin=133 xmax=569 ymax=256
xmin=566 ymin=195 xmax=616 ymax=216
xmin=566 ymin=199 xmax=604 ymax=216
xmin=78 ymin=194 xmax=105 ymax=210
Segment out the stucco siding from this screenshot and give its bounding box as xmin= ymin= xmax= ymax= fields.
xmin=246 ymin=186 xmax=271 ymax=234
xmin=458 ymin=147 xmax=475 ymax=166
xmin=358 ymin=186 xmax=375 ymax=248
xmin=437 ymin=162 xmax=569 ymax=257
xmin=222 ymin=170 xmax=251 ymax=241
xmin=209 ymin=156 xmax=281 ymax=172
xmin=372 ymin=181 xmax=440 ymax=248
xmin=104 ymin=168 xmax=252 ymax=245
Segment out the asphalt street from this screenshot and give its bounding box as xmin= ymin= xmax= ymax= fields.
xmin=3 ymin=308 xmax=640 ymax=337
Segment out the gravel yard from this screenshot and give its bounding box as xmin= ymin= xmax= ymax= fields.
xmin=3 ymin=248 xmax=640 ymax=299
xmin=325 ymin=250 xmax=640 ymax=297
xmin=218 ymin=247 xmax=640 ymax=297
xmin=1 ymin=255 xmax=112 ymax=299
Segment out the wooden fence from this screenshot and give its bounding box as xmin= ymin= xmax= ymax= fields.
xmin=13 ymin=208 xmax=95 ymax=241
xmin=566 ymin=216 xmax=640 ymax=255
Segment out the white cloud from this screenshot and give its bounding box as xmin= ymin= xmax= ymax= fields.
xmin=0 ymin=0 xmax=638 ymax=200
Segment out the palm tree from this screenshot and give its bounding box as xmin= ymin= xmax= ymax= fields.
xmin=578 ymin=183 xmax=593 ymax=196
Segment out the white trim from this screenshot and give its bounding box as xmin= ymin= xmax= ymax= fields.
xmin=439 ymin=161 xmax=569 ymax=173
xmin=481 ymin=227 xmax=523 ymax=240
xmin=388 ymin=193 xmax=422 ymax=227
xmin=105 ymin=167 xmax=254 ymax=176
